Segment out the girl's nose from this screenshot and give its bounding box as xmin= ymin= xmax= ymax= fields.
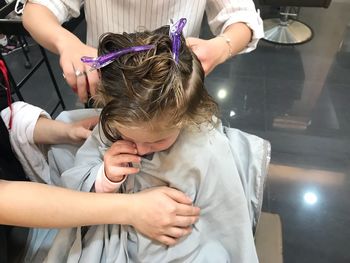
xmin=135 ymin=143 xmax=151 ymax=156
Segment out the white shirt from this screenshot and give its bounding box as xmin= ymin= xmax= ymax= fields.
xmin=1 ymin=102 xmax=52 ymax=184
xmin=28 ymin=0 xmax=263 ymax=53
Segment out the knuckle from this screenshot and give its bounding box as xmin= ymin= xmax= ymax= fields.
xmin=161 ymin=217 xmax=171 ymax=227
xmin=175 ymin=229 xmax=184 ymax=238
xmin=167 ymin=204 xmax=177 ymax=214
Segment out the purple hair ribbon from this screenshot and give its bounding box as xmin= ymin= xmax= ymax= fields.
xmin=81 ymin=45 xmax=155 ymax=70
xmin=169 ymin=18 xmax=187 ymax=63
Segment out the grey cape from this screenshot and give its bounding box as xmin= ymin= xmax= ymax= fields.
xmin=11 ymin=108 xmax=270 ymax=263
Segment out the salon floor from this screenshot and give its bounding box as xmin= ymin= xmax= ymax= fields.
xmin=3 ymin=1 xmax=350 ymax=262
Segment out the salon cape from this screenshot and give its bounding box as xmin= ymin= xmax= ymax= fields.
xmin=1 ymin=102 xmax=270 ymax=263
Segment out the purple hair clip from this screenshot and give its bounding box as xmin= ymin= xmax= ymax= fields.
xmin=81 ymin=45 xmax=155 ymax=70
xmin=169 ymin=18 xmax=187 ymax=63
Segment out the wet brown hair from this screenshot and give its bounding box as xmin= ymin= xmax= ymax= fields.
xmin=95 ymin=26 xmax=218 ymax=142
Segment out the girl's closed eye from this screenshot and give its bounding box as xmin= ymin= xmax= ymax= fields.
xmin=115 ymin=124 xmax=181 ymax=155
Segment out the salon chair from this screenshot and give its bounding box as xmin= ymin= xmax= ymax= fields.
xmin=260 ymin=0 xmax=332 ymax=44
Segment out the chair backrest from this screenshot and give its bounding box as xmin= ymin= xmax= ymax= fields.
xmin=259 ymin=0 xmax=332 ymax=8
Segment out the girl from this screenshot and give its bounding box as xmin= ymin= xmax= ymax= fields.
xmin=24 ymin=21 xmax=269 ymax=262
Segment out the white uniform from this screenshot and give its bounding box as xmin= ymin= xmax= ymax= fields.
xmin=27 ymin=0 xmax=264 ymax=52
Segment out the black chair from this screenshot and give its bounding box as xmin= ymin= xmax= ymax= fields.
xmin=260 ymin=0 xmax=332 ymax=45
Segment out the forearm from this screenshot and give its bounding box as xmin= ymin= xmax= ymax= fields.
xmin=33 ymin=117 xmax=70 ymax=144
xmin=22 ymin=2 xmax=82 ymax=55
xmin=0 ymin=180 xmax=131 ymax=228
xmin=212 ymin=22 xmax=252 ymax=64
xmin=33 ymin=115 xmax=98 ymax=144
xmin=222 ymin=22 xmax=252 ymax=57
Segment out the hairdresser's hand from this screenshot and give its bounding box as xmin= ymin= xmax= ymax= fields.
xmin=67 ymin=116 xmax=99 ymax=144
xmin=129 ymin=187 xmax=200 ymax=246
xmin=186 ymin=37 xmax=229 ymax=75
xmin=59 ymin=39 xmax=99 ymax=102
xmin=104 ymin=140 xmax=141 ymax=182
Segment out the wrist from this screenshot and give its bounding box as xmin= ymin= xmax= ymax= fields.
xmin=216 ymin=34 xmax=233 ymax=62
xmin=56 ymin=32 xmax=82 ymax=56
xmin=109 ymin=193 xmax=133 ymax=225
xmin=65 ymin=123 xmax=76 ymax=144
xmin=125 ymin=193 xmax=138 ymax=226
xmin=106 ymin=174 xmax=126 ymax=183
xmin=104 ymin=166 xmax=126 ymax=183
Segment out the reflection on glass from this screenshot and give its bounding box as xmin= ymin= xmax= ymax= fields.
xmin=217 ymin=89 xmax=227 ymax=100
xmin=230 ymin=110 xmax=236 ymax=117
xmin=303 ymin=191 xmax=318 ymax=205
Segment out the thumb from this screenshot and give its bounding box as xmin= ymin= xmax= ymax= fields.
xmin=162 ymin=187 xmax=193 ymax=205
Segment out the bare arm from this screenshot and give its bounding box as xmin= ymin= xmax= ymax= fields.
xmin=22 ymin=2 xmax=79 ymax=55
xmin=22 ymin=2 xmax=99 ymax=102
xmin=0 ymin=180 xmax=130 ymax=227
xmin=220 ymin=23 xmax=252 ymax=60
xmin=33 ymin=116 xmax=99 ymax=145
xmin=0 ymin=181 xmax=199 ymax=245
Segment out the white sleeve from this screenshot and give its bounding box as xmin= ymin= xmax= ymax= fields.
xmin=27 ymin=0 xmax=82 ymax=24
xmin=94 ymin=163 xmax=126 ymax=193
xmin=0 ymin=101 xmax=50 ymax=144
xmin=206 ymin=0 xmax=264 ymax=53
xmin=0 ymin=102 xmax=52 ymax=183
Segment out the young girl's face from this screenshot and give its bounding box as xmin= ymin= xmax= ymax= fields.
xmin=115 ymin=123 xmax=181 ymax=156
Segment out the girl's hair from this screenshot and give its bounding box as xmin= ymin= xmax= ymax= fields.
xmin=95 ymin=26 xmax=218 ymax=142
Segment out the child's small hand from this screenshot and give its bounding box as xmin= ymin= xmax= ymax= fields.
xmin=104 ymin=140 xmax=141 ymax=182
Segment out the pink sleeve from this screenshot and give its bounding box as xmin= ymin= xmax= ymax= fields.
xmin=94 ymin=163 xmax=126 ymax=193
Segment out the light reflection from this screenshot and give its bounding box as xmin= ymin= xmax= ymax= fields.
xmin=229 ymin=110 xmax=236 ymax=117
xmin=303 ymin=192 xmax=318 ymax=205
xmin=217 ymin=89 xmax=227 ymax=99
